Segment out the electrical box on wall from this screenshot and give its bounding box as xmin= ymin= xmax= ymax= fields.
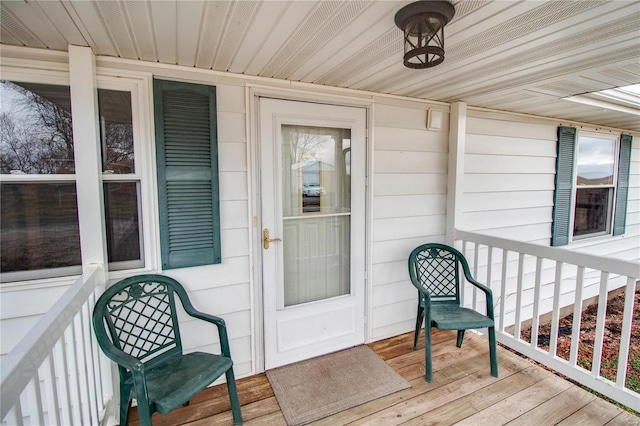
xmin=427 ymin=109 xmax=443 ymax=131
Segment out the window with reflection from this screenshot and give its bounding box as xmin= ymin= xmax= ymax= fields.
xmin=0 ymin=81 xmax=74 ymax=175
xmin=99 ymin=89 xmax=143 ymax=268
xmin=281 ymin=125 xmax=352 ymax=306
xmin=0 ymin=80 xmax=81 ymax=279
xmin=0 ymin=81 xmax=143 ymax=280
xmin=573 ymin=135 xmax=617 ymax=238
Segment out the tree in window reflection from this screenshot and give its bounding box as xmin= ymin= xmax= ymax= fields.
xmin=0 ymin=81 xmax=74 ymax=174
xmin=285 ymin=126 xmax=326 ymax=164
xmin=0 ymin=82 xmax=135 ymax=175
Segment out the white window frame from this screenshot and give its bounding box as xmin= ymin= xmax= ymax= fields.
xmin=0 ymin=64 xmax=158 ymax=286
xmin=570 ymin=130 xmax=620 ymax=242
xmin=96 ymin=76 xmax=157 ymax=276
xmin=0 ymin=70 xmax=81 ymax=283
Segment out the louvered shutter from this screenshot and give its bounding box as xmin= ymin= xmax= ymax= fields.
xmin=154 ymin=79 xmax=221 ymax=269
xmin=551 ymin=126 xmax=576 ymax=246
xmin=613 ymin=134 xmax=633 ymax=236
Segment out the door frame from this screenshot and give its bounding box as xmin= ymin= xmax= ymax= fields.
xmin=247 ymin=85 xmax=374 ymax=372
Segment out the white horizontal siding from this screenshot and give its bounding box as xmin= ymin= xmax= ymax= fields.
xmin=461 ymin=207 xmax=553 ymax=231
xmin=374 ymin=173 xmax=447 ymax=196
xmin=465 ymin=111 xmax=557 ymax=141
xmin=0 ymin=284 xmax=71 ymax=356
xmin=465 ymin=173 xmax=556 ymax=193
xmin=463 ymin=191 xmax=553 ymax=212
xmin=371 ymin=260 xmax=408 ymax=287
xmin=374 ymin=194 xmax=446 ymax=219
xmin=370 ymin=101 xmax=449 ymax=341
xmin=463 ymin=112 xmax=557 ymax=242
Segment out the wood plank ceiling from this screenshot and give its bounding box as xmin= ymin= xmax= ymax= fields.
xmin=2 ymin=0 xmax=639 ymax=131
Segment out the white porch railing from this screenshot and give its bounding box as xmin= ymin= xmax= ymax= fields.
xmin=0 ymin=265 xmax=115 ymax=425
xmin=456 ymin=229 xmax=640 ymax=412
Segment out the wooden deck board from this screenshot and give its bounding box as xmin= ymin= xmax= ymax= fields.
xmin=505 ymin=386 xmax=597 ymax=425
xmin=129 ymin=330 xmax=638 ymax=426
xmin=556 ymin=396 xmax=627 ymax=426
xmin=454 ymin=374 xmax=573 ymax=425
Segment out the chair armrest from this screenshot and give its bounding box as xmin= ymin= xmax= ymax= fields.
xmin=461 ymin=268 xmax=495 ymax=319
xmin=96 ymin=338 xmax=145 ymax=372
xmin=186 ymin=310 xmax=226 ymax=328
xmin=181 ymin=303 xmax=233 ymax=358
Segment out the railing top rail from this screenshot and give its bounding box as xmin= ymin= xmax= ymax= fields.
xmin=456 ymin=230 xmax=640 ymax=279
xmin=0 ymin=264 xmax=104 ymax=420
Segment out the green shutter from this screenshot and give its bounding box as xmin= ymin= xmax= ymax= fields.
xmin=153 ymin=79 xmax=221 ymax=269
xmin=613 ymin=134 xmax=633 ymax=236
xmin=551 ymin=126 xmax=576 ymax=246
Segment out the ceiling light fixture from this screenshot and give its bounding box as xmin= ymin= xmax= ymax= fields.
xmin=394 ymin=0 xmax=455 ymax=69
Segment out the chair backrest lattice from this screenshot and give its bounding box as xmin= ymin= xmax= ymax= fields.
xmin=102 ymin=278 xmax=182 ymax=365
xmin=410 ymin=245 xmax=462 ymax=304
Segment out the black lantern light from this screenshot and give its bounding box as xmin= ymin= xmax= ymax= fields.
xmin=394 ymin=0 xmax=455 ymax=69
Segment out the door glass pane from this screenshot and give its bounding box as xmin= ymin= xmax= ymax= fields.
xmin=283 ymin=216 xmax=350 ymax=306
xmin=281 ymin=125 xmax=351 ymax=306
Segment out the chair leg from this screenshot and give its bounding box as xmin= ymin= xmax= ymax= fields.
xmin=225 ymin=368 xmax=243 ymax=425
xmin=424 ymin=326 xmax=433 ymax=383
xmin=456 ymin=330 xmax=465 ymax=348
xmin=135 ymin=400 xmax=153 ymax=426
xmin=414 ymin=305 xmax=425 ymax=350
xmin=119 ymin=384 xmax=132 ymax=426
xmin=488 ymin=326 xmax=499 ymax=378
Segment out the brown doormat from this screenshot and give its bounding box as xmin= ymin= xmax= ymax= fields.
xmin=266 ymin=345 xmax=411 ymax=425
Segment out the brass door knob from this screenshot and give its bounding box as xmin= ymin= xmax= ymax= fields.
xmin=263 ymin=228 xmax=282 ymax=249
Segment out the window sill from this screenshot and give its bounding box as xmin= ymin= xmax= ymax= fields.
xmin=568 ymin=233 xmax=626 ymax=249
xmin=0 ymin=274 xmax=81 ymax=293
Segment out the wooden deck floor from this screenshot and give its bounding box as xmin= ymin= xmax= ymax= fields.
xmin=129 ymin=330 xmax=639 ymax=426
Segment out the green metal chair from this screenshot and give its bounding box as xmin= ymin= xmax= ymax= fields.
xmin=92 ymin=274 xmax=243 ymax=425
xmin=408 ymin=243 xmax=498 ymax=382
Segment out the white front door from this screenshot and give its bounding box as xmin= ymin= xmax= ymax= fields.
xmin=260 ymin=98 xmax=366 ymax=369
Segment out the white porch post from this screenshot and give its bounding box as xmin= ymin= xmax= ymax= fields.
xmin=68 ymin=46 xmax=115 ymax=423
xmin=445 ymin=101 xmax=466 ymax=246
xmin=68 ymin=45 xmax=108 ymax=279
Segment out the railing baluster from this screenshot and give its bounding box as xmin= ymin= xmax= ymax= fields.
xmin=6 ymin=402 xmax=23 ymax=426
xmin=591 ymin=271 xmax=609 ymax=377
xmin=43 ymin=354 xmax=61 ymax=425
xmin=72 ymin=314 xmax=91 ymax=423
xmin=549 ymin=261 xmax=563 ymax=357
xmin=66 ymin=324 xmax=82 ymax=425
xmin=569 ymin=266 xmax=585 ymax=366
xmin=514 ymin=253 xmax=525 ymax=340
xmin=28 ymin=372 xmax=45 ymax=425
xmin=88 ymin=291 xmax=108 ymax=419
xmin=499 ymin=249 xmax=508 ymax=333
xmin=81 ymin=302 xmax=99 ymax=424
xmin=616 ymin=277 xmax=636 ymax=389
xmin=54 ymin=336 xmax=73 ymax=426
xmin=530 ymin=257 xmax=543 ymax=349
